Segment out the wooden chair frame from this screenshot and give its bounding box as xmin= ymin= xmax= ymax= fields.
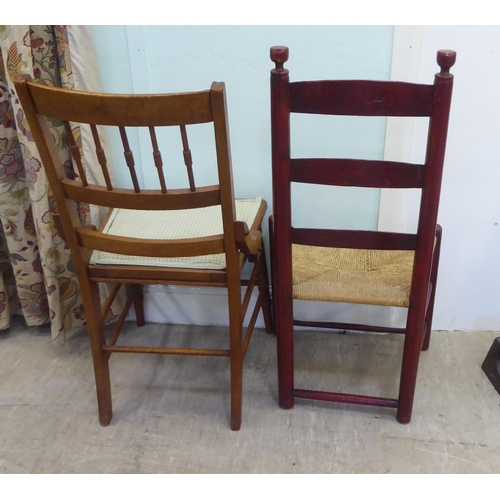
xmin=270 ymin=46 xmax=455 ymax=423
xmin=15 ymin=77 xmax=273 ymax=431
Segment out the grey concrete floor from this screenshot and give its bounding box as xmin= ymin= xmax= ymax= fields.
xmin=1 ymin=315 xmax=500 ymax=473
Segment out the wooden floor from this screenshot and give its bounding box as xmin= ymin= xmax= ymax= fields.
xmin=1 ymin=315 xmax=499 ymax=474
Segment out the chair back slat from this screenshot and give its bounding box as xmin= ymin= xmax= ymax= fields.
xmin=76 ymin=226 xmax=225 ymax=258
xmin=61 ymin=179 xmax=221 ymax=210
xmin=149 ymin=126 xmax=167 ymax=193
xmin=119 ymin=126 xmax=141 ymax=193
xmin=63 ymin=121 xmax=88 ymax=186
xmin=180 ymin=125 xmax=196 ymax=191
xmin=290 ymin=158 xmax=424 ymax=189
xmin=291 ymin=228 xmax=417 ymax=251
xmin=289 ymin=80 xmax=434 ymax=117
xmin=90 ymin=124 xmax=113 ymax=191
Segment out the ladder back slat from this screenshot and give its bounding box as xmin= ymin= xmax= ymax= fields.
xmin=290 ymin=158 xmax=424 ymax=189
xmin=63 ymin=121 xmax=88 ymax=186
xmin=90 ymin=124 xmax=113 ymax=191
xmin=289 ymin=80 xmax=435 ymax=117
xmin=149 ymin=126 xmax=167 ymax=193
xmin=291 ymin=227 xmax=417 ymax=251
xmin=119 ymin=126 xmax=141 ymax=193
xmin=180 ymin=125 xmax=196 ymax=191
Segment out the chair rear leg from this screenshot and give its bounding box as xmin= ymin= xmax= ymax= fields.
xmin=85 ymin=280 xmax=113 ymax=426
xmin=131 ymin=284 xmax=145 ymax=327
xmin=422 ymin=225 xmax=442 ymax=351
xmin=227 ymin=276 xmax=244 ymax=431
xmin=277 ymin=304 xmax=295 ymax=409
xmin=275 ymin=267 xmax=295 ymax=409
xmin=270 ymin=217 xmax=295 ymax=409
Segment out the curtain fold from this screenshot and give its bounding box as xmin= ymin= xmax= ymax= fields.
xmin=0 ymin=25 xmax=121 ymax=338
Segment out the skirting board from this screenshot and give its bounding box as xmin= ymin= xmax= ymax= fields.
xmin=127 ymin=285 xmax=408 ymax=330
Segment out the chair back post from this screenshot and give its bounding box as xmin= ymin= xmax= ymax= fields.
xmin=270 ymin=46 xmax=295 ymax=408
xmin=14 ymin=75 xmax=89 ymax=271
xmin=409 ymin=50 xmax=456 ymax=312
xmin=209 ymin=81 xmax=239 ymax=268
xmin=210 ymin=80 xmax=247 ymax=431
xmin=398 ymin=50 xmax=456 ymax=422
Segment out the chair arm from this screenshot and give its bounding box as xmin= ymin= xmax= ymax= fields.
xmin=234 ymin=220 xmax=262 ymax=255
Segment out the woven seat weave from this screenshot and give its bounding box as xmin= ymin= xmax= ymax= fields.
xmin=292 ymin=244 xmax=414 ymax=308
xmin=89 ymin=198 xmax=262 ymax=270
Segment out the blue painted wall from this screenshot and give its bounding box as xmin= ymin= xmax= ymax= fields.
xmin=92 ymin=25 xmax=394 ymax=230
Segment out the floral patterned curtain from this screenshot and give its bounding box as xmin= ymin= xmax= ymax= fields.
xmin=0 ymin=25 xmax=103 ymax=338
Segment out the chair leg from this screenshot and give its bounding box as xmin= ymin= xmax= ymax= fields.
xmin=275 ymin=257 xmax=294 ymax=409
xmin=270 ymin=216 xmax=295 ymax=409
xmin=268 ymin=216 xmax=276 ymax=330
xmin=257 ymin=244 xmax=274 ymax=334
xmin=84 ymin=280 xmax=113 ymax=426
xmin=227 ymin=276 xmax=243 ymax=431
xmin=276 ymin=299 xmax=295 ymax=410
xmin=396 ymin=310 xmax=425 ymax=424
xmin=422 ymin=225 xmax=442 ymax=351
xmin=131 ymin=284 xmax=145 ymax=327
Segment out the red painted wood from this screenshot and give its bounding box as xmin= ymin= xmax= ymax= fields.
xmin=397 ymin=51 xmax=455 ymax=424
xmin=293 ymin=320 xmax=406 ymax=335
xmin=270 ymin=46 xmax=295 ymax=410
xmin=289 ymin=80 xmax=434 ymax=116
xmin=422 ymin=225 xmax=442 ymax=351
xmin=294 ymin=389 xmax=399 ymax=408
xmin=291 ymin=158 xmax=424 ymax=188
xmin=291 ymin=227 xmax=417 ymax=250
xmin=270 ymin=46 xmax=456 ymax=422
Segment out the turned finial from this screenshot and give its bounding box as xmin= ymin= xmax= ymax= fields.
xmin=271 ymin=46 xmax=289 ymax=70
xmin=437 ymin=50 xmax=456 ymax=77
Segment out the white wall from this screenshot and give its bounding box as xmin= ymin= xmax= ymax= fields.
xmin=399 ymin=26 xmax=500 ymax=331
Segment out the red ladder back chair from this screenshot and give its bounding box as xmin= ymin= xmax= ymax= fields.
xmin=270 ymin=46 xmax=455 ymax=423
xmin=15 ymin=77 xmax=273 ymax=431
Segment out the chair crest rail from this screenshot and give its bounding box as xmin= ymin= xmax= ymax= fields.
xmin=289 ymin=80 xmax=434 ymax=117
